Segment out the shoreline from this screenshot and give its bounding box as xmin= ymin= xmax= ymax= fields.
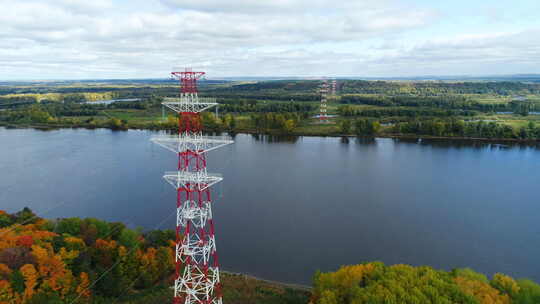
xmin=1 ymin=122 xmax=539 ymax=145
xmin=221 ymin=271 xmax=312 ymax=291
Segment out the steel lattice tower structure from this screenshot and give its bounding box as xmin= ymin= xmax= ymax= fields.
xmin=151 ymin=68 xmax=233 ymax=304
xmin=319 ymin=79 xmax=329 ymax=122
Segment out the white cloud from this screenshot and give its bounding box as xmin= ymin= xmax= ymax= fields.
xmin=0 ymin=0 xmax=538 ymax=79
xmin=162 ymin=0 xmax=361 ymax=14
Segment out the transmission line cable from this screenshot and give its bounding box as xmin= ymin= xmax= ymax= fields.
xmin=0 ymin=200 xmax=70 ymax=237
xmin=69 ymin=208 xmax=176 ymax=304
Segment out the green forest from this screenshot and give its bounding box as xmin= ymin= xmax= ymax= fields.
xmin=311 ymin=263 xmax=540 ymax=304
xmin=1 ymin=208 xmax=539 ymax=303
xmin=1 ymin=79 xmax=540 ymax=141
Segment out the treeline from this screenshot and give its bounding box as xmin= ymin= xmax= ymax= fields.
xmin=0 ymin=96 xmax=38 ymax=109
xmin=338 ymin=118 xmax=381 ymax=136
xmin=3 ymin=80 xmax=540 ymax=102
xmin=218 ymin=100 xmax=314 ymax=113
xmin=2 ymin=104 xmax=539 ymax=140
xmin=153 ymin=111 xmax=311 ymax=134
xmin=338 ymin=105 xmax=477 ymax=118
xmin=0 ymin=105 xmax=130 ymax=130
xmin=1 ymin=97 xmax=311 ymax=122
xmin=250 ymin=112 xmax=308 ymax=134
xmin=1 ymin=99 xmax=159 ymax=122
xmin=42 ymin=103 xmax=101 ymax=117
xmin=0 ymin=101 xmax=312 ymax=134
xmin=338 ymin=118 xmax=540 ymax=140
xmin=0 ymin=86 xmax=171 ymax=97
xmin=0 ymin=90 xmax=171 ymax=105
xmin=0 ymin=105 xmax=56 ymax=124
xmin=0 ymin=208 xmax=175 ymax=303
xmin=162 ymin=111 xmax=310 ymax=134
xmin=0 ymin=92 xmax=120 ymax=104
xmin=208 ymin=92 xmax=319 ymax=102
xmin=394 ymin=119 xmax=540 ymax=140
xmin=340 ymin=80 xmax=540 ymax=95
xmin=0 ymin=80 xmax=224 ymax=96
xmin=341 ymin=95 xmax=540 ymax=114
xmin=341 ymin=94 xmax=472 ymax=108
xmin=512 ymin=102 xmax=540 ymax=115
xmin=53 ymin=98 xmax=160 ymax=114
xmin=221 ymin=80 xmax=320 ymax=92
xmin=205 ymin=80 xmax=322 ymax=101
xmin=211 ymin=80 xmax=540 ymax=96
xmin=312 ymin=262 xmax=540 ymax=304
xmin=341 ymin=94 xmax=494 ymax=112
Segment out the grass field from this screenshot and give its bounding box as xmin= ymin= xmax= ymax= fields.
xmin=112 ymin=273 xmax=310 ymax=304
xmin=466 ymin=94 xmax=511 ymax=104
xmin=100 ymin=108 xmax=163 ymax=122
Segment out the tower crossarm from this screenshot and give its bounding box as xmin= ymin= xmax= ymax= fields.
xmin=163 ymin=97 xmax=218 ymax=113
xmin=171 ymin=69 xmax=206 ymax=94
xmin=164 ymin=171 xmax=223 ymax=191
xmin=151 ymin=134 xmax=233 ymax=154
xmin=154 ymin=69 xmax=229 ymax=304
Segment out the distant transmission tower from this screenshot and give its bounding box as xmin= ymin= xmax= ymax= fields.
xmin=151 ymin=68 xmax=233 ymax=304
xmin=331 ymin=79 xmax=337 ymax=96
xmin=319 ymin=79 xmax=329 ymax=122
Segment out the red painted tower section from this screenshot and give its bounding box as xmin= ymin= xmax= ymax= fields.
xmin=173 ymin=70 xmax=220 ymax=304
xmin=153 ymin=69 xmax=232 ymax=304
xmin=172 ymin=68 xmax=205 ymax=95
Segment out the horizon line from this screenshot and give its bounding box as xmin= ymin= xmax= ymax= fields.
xmin=2 ymin=73 xmax=540 ymax=82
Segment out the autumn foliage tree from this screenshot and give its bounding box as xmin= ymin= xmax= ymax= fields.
xmin=0 ymin=209 xmax=175 ymax=303
xmin=312 ymin=263 xmax=540 ymax=304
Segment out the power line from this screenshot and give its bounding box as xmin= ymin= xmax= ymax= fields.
xmin=69 ymin=209 xmax=176 ymax=304
xmin=0 ymin=200 xmax=70 ymax=237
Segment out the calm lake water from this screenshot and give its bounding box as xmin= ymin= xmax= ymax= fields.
xmin=1 ymin=127 xmax=539 ymax=285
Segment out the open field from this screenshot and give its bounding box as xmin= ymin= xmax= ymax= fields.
xmin=110 ymin=273 xmax=310 ymax=304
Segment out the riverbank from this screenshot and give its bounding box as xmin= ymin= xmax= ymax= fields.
xmin=2 ymin=121 xmax=539 ymax=145
xmin=0 ymin=208 xmax=311 ymax=304
xmin=111 ymin=272 xmax=311 ymax=304
xmin=222 ymin=271 xmax=312 ymax=291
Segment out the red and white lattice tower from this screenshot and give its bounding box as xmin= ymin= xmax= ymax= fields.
xmin=331 ymin=79 xmax=337 ymax=96
xmin=151 ymin=68 xmax=233 ymax=304
xmin=319 ymin=79 xmax=329 ymax=122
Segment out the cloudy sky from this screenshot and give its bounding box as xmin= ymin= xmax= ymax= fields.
xmin=1 ymin=0 xmax=539 ymax=80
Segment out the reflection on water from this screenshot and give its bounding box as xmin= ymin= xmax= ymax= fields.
xmin=356 ymin=137 xmax=377 ymax=145
xmin=388 ymin=137 xmax=540 ymax=150
xmin=250 ymin=134 xmax=300 ymax=143
xmin=418 ymin=138 xmax=540 ymax=150
xmin=340 ymin=137 xmax=350 ymax=144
